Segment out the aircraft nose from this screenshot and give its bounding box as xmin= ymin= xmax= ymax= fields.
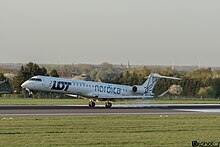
xmin=21 ymin=81 xmax=28 ymax=88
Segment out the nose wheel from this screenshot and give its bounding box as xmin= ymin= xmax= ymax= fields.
xmin=105 ymin=102 xmax=112 ymax=108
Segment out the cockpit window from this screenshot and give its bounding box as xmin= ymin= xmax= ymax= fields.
xmin=29 ymin=78 xmax=42 ymax=82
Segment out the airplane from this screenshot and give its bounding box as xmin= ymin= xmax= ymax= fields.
xmin=21 ymin=73 xmax=180 ymax=108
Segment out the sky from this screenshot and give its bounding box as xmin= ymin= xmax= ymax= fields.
xmin=1 ymin=0 xmax=220 ymax=66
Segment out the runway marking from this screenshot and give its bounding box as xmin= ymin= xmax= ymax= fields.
xmin=177 ymin=109 xmax=220 ymax=113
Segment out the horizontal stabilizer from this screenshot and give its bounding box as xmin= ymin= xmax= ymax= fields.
xmin=151 ymin=74 xmax=181 ymax=80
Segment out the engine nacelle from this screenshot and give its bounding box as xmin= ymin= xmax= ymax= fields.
xmin=132 ymin=85 xmax=146 ymax=94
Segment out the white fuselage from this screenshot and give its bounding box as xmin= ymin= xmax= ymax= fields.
xmin=21 ymin=73 xmax=181 ymax=100
xmin=21 ymin=73 xmax=180 ymax=108
xmin=21 ymin=76 xmax=142 ymax=99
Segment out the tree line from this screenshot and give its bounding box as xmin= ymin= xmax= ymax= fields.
xmin=1 ymin=62 xmax=220 ymax=98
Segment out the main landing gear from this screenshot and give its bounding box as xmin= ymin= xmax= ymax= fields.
xmin=89 ymin=100 xmax=96 ymax=108
xmin=88 ymin=100 xmax=112 ymax=108
xmin=105 ymin=101 xmax=112 ymax=108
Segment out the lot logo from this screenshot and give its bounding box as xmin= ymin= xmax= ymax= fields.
xmin=51 ymin=81 xmax=71 ymax=91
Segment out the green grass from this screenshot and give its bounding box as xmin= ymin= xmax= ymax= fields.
xmin=0 ymin=115 xmax=220 ymax=146
xmin=0 ymin=98 xmax=87 ymax=105
xmin=0 ymin=97 xmax=220 ymax=105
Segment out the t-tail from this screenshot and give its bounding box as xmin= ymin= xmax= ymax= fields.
xmin=142 ymin=73 xmax=181 ymax=96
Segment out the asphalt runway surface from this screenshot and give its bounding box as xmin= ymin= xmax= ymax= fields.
xmin=1 ymin=104 xmax=220 ymax=117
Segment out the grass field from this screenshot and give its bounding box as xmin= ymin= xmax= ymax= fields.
xmin=0 ymin=97 xmax=220 ymax=105
xmin=0 ymin=115 xmax=220 ymax=146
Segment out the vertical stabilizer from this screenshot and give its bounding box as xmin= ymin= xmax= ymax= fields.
xmin=143 ymin=73 xmax=180 ymax=96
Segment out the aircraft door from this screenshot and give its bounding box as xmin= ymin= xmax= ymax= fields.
xmin=42 ymin=77 xmax=51 ymax=89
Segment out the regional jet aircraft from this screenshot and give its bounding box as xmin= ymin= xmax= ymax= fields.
xmin=21 ymin=73 xmax=180 ymax=108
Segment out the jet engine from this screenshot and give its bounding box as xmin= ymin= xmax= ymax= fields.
xmin=132 ymin=85 xmax=146 ymax=94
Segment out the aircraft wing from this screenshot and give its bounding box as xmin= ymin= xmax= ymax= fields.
xmin=67 ymin=92 xmax=167 ymax=100
xmin=66 ymin=94 xmax=78 ymax=98
xmin=98 ymin=95 xmax=154 ymax=99
xmin=67 ymin=93 xmax=154 ymax=99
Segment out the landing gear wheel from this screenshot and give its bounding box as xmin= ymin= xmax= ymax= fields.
xmin=89 ymin=101 xmax=96 ymax=108
xmin=105 ymin=102 xmax=112 ymax=108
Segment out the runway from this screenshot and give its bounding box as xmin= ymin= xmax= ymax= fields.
xmin=1 ymin=104 xmax=220 ymax=117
